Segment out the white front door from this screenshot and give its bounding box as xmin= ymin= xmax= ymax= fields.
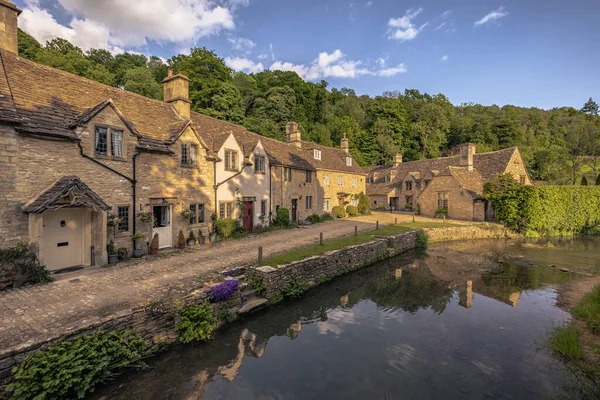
xmin=42 ymin=208 xmax=85 ymax=270
xmin=152 ymin=205 xmax=172 ymax=248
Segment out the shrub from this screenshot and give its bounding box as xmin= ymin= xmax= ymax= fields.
xmin=356 ymin=192 xmax=371 ymax=214
xmin=320 ymin=213 xmax=334 ymax=222
xmin=214 ymin=218 xmax=244 ymax=239
xmin=177 ymin=230 xmax=186 ymax=247
xmin=332 ymin=205 xmax=345 ymax=218
xmin=0 ymin=243 xmax=51 ymax=288
xmin=150 ymin=233 xmax=159 ymax=251
xmin=117 ymin=247 xmax=129 ymax=261
xmin=208 ymin=279 xmax=239 ymax=302
xmin=175 ymin=302 xmax=218 ymax=343
xmin=306 ymin=214 xmax=321 ymax=224
xmin=597 ymin=174 xmax=600 ymax=185
xmin=404 ymin=203 xmax=412 ymax=210
xmin=106 ymin=240 xmax=116 ymax=255
xmin=7 ymin=330 xmax=148 ymax=400
xmin=282 ymin=279 xmax=307 ymax=299
xmin=188 ymin=230 xmax=195 ymax=239
xmin=275 ymin=207 xmax=290 ymax=226
xmin=250 ymin=274 xmax=266 ymax=296
xmin=415 ymin=231 xmax=428 ymax=250
xmin=581 ymin=176 xmax=588 ymax=186
xmin=346 ymin=205 xmax=359 ymax=216
xmin=435 ymin=208 xmax=448 ymax=216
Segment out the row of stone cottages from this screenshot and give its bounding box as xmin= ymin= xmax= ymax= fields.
xmin=0 ymin=1 xmax=366 ymax=271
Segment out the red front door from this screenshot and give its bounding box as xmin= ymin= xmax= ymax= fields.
xmin=243 ymin=201 xmax=254 ymax=232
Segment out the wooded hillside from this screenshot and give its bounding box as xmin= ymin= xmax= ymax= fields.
xmin=17 ymin=29 xmax=600 ymax=185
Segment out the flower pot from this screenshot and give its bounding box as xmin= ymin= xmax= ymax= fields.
xmin=198 ymin=236 xmax=206 ymax=245
xmin=132 ymin=249 xmax=146 ymax=258
xmin=150 ymin=248 xmax=158 ymax=255
xmin=209 ymin=232 xmax=217 ymax=242
xmin=108 ymin=254 xmax=119 ymax=264
xmin=186 ymin=238 xmax=197 ymax=246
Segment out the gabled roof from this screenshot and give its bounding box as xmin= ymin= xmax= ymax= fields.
xmin=69 ymin=99 xmax=141 ymax=137
xmin=440 ymin=166 xmax=484 ymax=199
xmin=300 ymin=141 xmax=365 ymax=175
xmin=22 ymin=176 xmax=110 ymax=214
xmin=366 ymin=183 xmax=395 ymax=196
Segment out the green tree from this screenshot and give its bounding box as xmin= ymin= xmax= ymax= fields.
xmin=17 ymin=28 xmax=41 ymax=60
xmin=122 ymin=67 xmax=162 ymax=99
xmin=596 ymin=174 xmax=600 ymax=185
xmin=581 ymin=97 xmax=599 ymax=116
xmin=581 ymin=176 xmax=588 ymax=185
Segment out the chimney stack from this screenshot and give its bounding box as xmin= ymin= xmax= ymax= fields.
xmin=162 ymin=69 xmax=191 ymax=118
xmin=460 ymin=143 xmax=476 ymax=171
xmin=393 ymin=153 xmax=403 ymax=168
xmin=286 ymin=122 xmax=301 ymax=148
xmin=0 ymin=1 xmax=21 ymax=54
xmin=341 ymin=133 xmax=349 ymax=153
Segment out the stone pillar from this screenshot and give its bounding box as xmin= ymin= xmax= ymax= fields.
xmin=0 ymin=1 xmax=21 ymax=54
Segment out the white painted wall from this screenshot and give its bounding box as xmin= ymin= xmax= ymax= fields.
xmin=216 ymin=134 xmax=270 ymax=227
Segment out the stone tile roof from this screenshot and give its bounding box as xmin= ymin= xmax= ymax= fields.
xmin=0 ymin=49 xmax=366 ymax=175
xmin=22 ymin=176 xmax=111 ymax=214
xmin=440 ymin=166 xmax=484 ymax=199
xmin=366 ymin=183 xmax=395 ymax=196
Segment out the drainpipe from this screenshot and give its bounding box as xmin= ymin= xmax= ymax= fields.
xmin=213 ymin=161 xmax=250 ymax=228
xmin=131 ymin=150 xmax=140 ymax=249
xmin=268 ymin=163 xmax=272 ymax=224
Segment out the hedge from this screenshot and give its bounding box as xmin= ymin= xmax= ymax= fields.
xmin=332 ymin=206 xmax=345 ymax=218
xmin=485 ymin=175 xmax=600 ymax=236
xmin=214 ymin=218 xmax=244 ymax=239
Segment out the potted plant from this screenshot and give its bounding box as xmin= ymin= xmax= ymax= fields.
xmin=117 ymin=247 xmax=129 ymax=261
xmin=187 ymin=230 xmax=196 ymax=246
xmin=150 ymin=233 xmax=159 ymax=255
xmin=178 ymin=230 xmax=186 ymax=250
xmin=197 ymin=229 xmax=206 ymax=245
xmin=181 ymin=208 xmax=194 ymax=220
xmin=107 ymin=240 xmax=119 ymax=264
xmin=132 ymin=233 xmax=146 ymax=258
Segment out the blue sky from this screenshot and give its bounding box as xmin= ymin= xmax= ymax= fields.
xmin=13 ymin=0 xmax=600 ymax=109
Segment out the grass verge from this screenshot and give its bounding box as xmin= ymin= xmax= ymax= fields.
xmin=261 ymin=224 xmax=414 ymax=267
xmin=573 ymin=286 xmax=600 ymax=334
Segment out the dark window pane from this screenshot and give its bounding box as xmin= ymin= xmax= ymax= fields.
xmin=117 ymin=206 xmax=129 ymax=232
xmin=189 ymin=204 xmax=196 ymax=224
xmin=95 ymin=127 xmax=107 ymax=155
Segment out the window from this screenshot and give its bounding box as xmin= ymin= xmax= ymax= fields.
xmin=111 ymin=130 xmax=123 ymax=157
xmin=254 ymin=155 xmax=265 ymax=173
xmin=323 ymin=174 xmax=330 ymax=186
xmin=284 ymin=167 xmax=292 ymax=182
xmin=324 ymin=199 xmax=331 ymax=212
xmin=305 ymin=170 xmax=312 ymax=183
xmin=346 ymin=157 xmax=353 ymax=166
xmin=367 ymin=176 xmax=374 ymax=183
xmin=219 ymin=201 xmax=233 ymax=219
xmin=405 ymin=181 xmax=413 ymax=191
xmin=424 ymin=180 xmax=430 ymax=188
xmin=314 ymin=149 xmax=321 ymax=160
xmin=224 ymin=149 xmax=238 ymax=171
xmin=189 ymin=203 xmax=205 ymax=224
xmin=351 ymin=198 xmax=358 ymax=207
xmin=352 ymin=177 xmax=357 ymax=187
xmin=437 ymin=192 xmax=449 ymax=209
xmin=181 ymin=143 xmax=198 ymax=166
xmin=261 ymin=200 xmax=267 ymax=216
xmin=338 ymin=176 xmax=344 ymax=186
xmin=520 ymin=175 xmax=526 ymax=184
xmin=117 ymin=206 xmax=129 ymax=232
xmin=95 ymin=127 xmax=108 ymax=155
xmin=406 ymin=196 xmax=413 ymax=205
xmin=385 ymin=176 xmax=391 ymax=183
xmin=305 ymin=196 xmax=313 ymax=209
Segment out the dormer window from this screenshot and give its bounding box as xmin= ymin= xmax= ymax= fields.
xmin=385 ymin=176 xmax=390 ymax=183
xmin=181 ymin=143 xmax=198 ymax=166
xmin=95 ymin=126 xmax=125 ymax=158
xmin=225 ymin=149 xmax=238 ymax=171
xmin=346 ymin=157 xmax=352 ymax=167
xmin=314 ymin=149 xmax=321 ymax=160
xmin=406 ymin=181 xmax=412 ymax=191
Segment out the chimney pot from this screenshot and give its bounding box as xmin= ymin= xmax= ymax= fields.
xmin=0 ymin=1 xmax=22 ymax=54
xmin=162 ymin=69 xmax=191 ymax=118
xmin=393 ymin=153 xmax=403 ymax=168
xmin=460 ymin=143 xmax=476 ymax=171
xmin=341 ymin=132 xmax=349 ymax=153
xmin=286 ymin=122 xmax=301 ymax=148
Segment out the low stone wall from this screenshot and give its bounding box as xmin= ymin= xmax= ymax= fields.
xmin=423 ymin=225 xmax=520 ymax=242
xmin=255 ymin=232 xmax=417 ymax=299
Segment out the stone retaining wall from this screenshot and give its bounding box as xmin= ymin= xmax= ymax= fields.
xmin=254 ymin=231 xmax=417 ymax=299
xmin=423 ymin=225 xmax=519 ymax=242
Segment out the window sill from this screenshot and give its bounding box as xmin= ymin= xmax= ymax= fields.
xmin=180 ymin=164 xmax=199 ymax=169
xmin=94 ymin=154 xmax=127 ymax=162
xmin=254 ymin=171 xmax=266 ymax=175
xmin=225 ymin=168 xmax=239 ymax=172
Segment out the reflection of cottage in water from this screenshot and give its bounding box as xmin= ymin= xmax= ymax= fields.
xmin=219 ymin=328 xmax=268 ymax=381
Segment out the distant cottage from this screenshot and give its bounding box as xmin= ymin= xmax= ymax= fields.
xmin=0 ymin=1 xmax=365 ymax=271
xmin=366 ymin=143 xmax=532 ymax=220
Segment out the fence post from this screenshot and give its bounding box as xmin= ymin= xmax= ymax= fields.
xmin=320 ymin=232 xmax=324 ymax=245
xmin=355 ymin=225 xmax=358 ymax=236
xmin=395 ymin=217 xmax=397 ymax=225
xmin=376 ymin=220 xmax=379 ymax=230
xmin=258 ymin=246 xmax=263 ymax=264
xmin=412 ymin=214 xmax=415 ymax=223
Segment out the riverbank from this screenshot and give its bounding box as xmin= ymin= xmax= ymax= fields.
xmin=0 ymin=220 xmax=516 ymax=398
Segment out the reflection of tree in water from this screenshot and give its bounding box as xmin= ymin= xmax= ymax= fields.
xmin=481 ymin=263 xmax=573 ymax=292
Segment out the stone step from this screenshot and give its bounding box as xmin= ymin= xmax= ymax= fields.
xmin=241 ymin=288 xmax=257 ymax=297
xmin=239 ymin=297 xmax=269 ymax=314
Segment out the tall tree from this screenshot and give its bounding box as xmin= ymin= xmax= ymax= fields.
xmin=581 ymin=97 xmax=599 ymax=116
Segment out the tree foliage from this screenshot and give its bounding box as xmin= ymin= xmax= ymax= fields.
xmin=16 ymin=32 xmax=600 ymax=184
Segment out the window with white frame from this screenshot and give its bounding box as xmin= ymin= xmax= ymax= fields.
xmin=314 ymin=149 xmax=321 ymax=160
xmin=338 ymin=175 xmax=344 ymax=186
xmin=351 ymin=198 xmax=358 ymax=207
xmin=219 ymin=201 xmax=233 ymax=219
xmin=181 ymin=143 xmax=198 ymax=166
xmin=224 ymin=149 xmax=238 ymax=171
xmin=111 ymin=130 xmax=123 ymax=157
xmin=352 ymin=177 xmax=357 ymax=187
xmin=324 ymin=199 xmax=331 ymax=212
xmin=94 ymin=127 xmax=108 ymax=155
xmin=346 ymin=157 xmax=352 ymax=166
xmin=95 ymin=126 xmax=126 ymax=158
xmin=323 ymin=174 xmax=330 ymax=186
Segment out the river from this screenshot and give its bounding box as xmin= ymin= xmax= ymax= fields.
xmin=94 ymin=237 xmax=600 ymax=400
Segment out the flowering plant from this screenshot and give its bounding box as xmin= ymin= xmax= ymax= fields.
xmin=208 ymin=279 xmax=239 ymax=302
xmin=107 ymin=212 xmax=122 ymax=227
xmin=137 ymin=210 xmax=156 ymax=225
xmin=181 ymin=209 xmax=194 ymax=219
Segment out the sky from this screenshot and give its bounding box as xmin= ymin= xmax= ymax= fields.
xmin=12 ymin=0 xmax=600 ymax=109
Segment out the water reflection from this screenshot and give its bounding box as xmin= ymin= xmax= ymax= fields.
xmin=94 ymin=239 xmax=594 ymax=400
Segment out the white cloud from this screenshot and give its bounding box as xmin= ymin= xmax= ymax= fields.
xmin=269 ymin=43 xmax=275 ymax=61
xmin=224 ymin=57 xmax=264 ymax=73
xmin=270 ymin=49 xmax=406 ymax=80
xmin=228 ymin=37 xmax=256 ymax=54
xmin=257 ymin=53 xmax=268 ymax=59
xmin=377 ymin=63 xmax=407 ymax=77
xmin=365 ymin=1 xmax=373 ymax=8
xmin=474 ymin=7 xmax=508 ymax=26
xmin=19 ymin=0 xmax=247 ymax=52
xmin=376 ymin=57 xmax=387 ymax=67
xmin=387 ymin=7 xmax=426 ymax=41
xmin=441 ymin=55 xmax=448 ymax=61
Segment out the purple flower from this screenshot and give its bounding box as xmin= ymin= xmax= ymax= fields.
xmin=208 ymin=279 xmax=239 ymax=302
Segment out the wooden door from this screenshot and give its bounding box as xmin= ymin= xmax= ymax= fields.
xmin=243 ymin=201 xmax=254 ymax=232
xmin=291 ymin=199 xmax=298 ymax=222
xmin=152 ymin=205 xmax=172 ymax=248
xmin=43 ymin=208 xmax=84 ymax=270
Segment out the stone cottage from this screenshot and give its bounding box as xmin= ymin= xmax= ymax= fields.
xmin=366 ymin=143 xmax=532 ymax=220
